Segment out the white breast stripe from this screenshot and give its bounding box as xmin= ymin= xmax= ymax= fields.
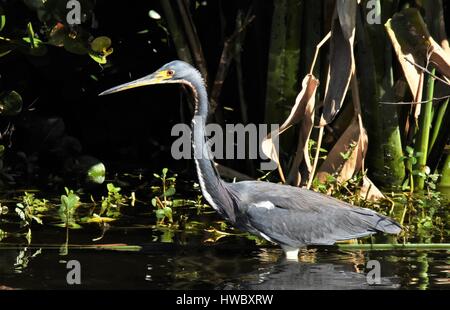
xmin=253 ymin=201 xmax=275 ymax=210
xmin=194 ymin=159 xmax=219 ymax=211
xmin=259 ymin=232 xmax=274 ymax=242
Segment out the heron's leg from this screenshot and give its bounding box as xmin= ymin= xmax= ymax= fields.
xmin=281 ymin=246 xmax=299 ymax=261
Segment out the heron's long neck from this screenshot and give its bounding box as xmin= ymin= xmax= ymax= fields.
xmin=189 ymin=78 xmax=230 ymax=216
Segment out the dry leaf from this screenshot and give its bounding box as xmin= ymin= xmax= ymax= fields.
xmin=261 ymin=74 xmax=319 ymax=182
xmin=385 ymin=9 xmax=426 ymax=119
xmin=317 ymin=117 xmax=368 ymax=183
xmin=360 ymin=175 xmax=385 ymax=201
xmin=286 ymin=76 xmax=318 ymax=185
xmin=320 ymin=0 xmax=356 ymax=126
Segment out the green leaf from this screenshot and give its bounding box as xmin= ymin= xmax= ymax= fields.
xmin=0 ymin=90 xmax=23 ymax=116
xmin=0 ymin=8 xmax=5 ymax=32
xmin=163 ymin=206 xmax=172 ymax=217
xmin=405 ymin=146 xmax=413 ymax=155
xmin=164 ymin=187 xmax=176 ymax=197
xmin=107 ymin=183 xmax=120 ymax=193
xmin=148 ymin=10 xmax=161 ymax=20
xmin=53 ymin=222 xmax=82 ymax=229
xmin=88 ymin=51 xmax=108 ymax=64
xmin=162 ymin=168 xmax=168 ymax=176
xmin=81 ymin=215 xmax=116 ymax=223
xmin=151 ymin=198 xmax=157 ymax=207
xmin=22 ymin=37 xmax=47 ymax=56
xmin=87 ymin=162 xmax=106 ymax=184
xmin=163 ymin=208 xmax=172 ymax=223
xmin=155 ymin=209 xmax=165 ymax=219
xmin=91 ymin=36 xmax=112 ymax=52
xmin=88 ymin=37 xmax=113 ymax=64
xmin=60 ymin=189 xmax=80 ymax=213
xmin=172 ymin=199 xmax=186 ymax=207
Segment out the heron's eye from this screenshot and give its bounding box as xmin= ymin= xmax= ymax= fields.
xmin=167 ymin=70 xmax=174 ymax=76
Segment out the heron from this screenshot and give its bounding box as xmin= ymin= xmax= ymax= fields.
xmin=100 ymin=60 xmax=401 ymax=260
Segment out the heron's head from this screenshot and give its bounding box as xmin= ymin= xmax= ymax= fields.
xmin=99 ymin=60 xmax=203 ymax=96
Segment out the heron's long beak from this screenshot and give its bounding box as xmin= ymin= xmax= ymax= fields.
xmin=98 ymin=71 xmax=170 ymax=96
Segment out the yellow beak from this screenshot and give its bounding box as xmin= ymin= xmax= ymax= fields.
xmin=99 ymin=70 xmax=172 ymax=96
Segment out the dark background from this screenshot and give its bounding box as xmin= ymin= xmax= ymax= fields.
xmin=0 ymin=0 xmax=275 ymax=180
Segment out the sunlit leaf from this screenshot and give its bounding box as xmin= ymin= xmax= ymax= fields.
xmin=82 ymin=215 xmax=116 ymax=223
xmin=0 ymin=6 xmax=5 ymax=32
xmin=164 ymin=187 xmax=176 ymax=197
xmin=53 ymin=222 xmax=82 ymax=229
xmin=163 ymin=206 xmax=172 ymax=222
xmin=90 ymin=36 xmax=112 ymax=53
xmin=22 ymin=37 xmax=47 ymax=56
xmin=155 ymin=209 xmax=165 ymax=219
xmin=148 ymin=10 xmax=161 ymax=20
xmin=87 ymin=162 xmax=106 ymax=184
xmin=107 ymin=183 xmax=120 ymax=193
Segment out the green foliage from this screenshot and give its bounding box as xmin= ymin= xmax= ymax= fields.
xmin=340 ymin=142 xmax=357 ymax=161
xmin=0 ymin=6 xmax=5 ymax=32
xmin=100 ymin=183 xmax=127 ymax=218
xmin=0 ymin=2 xmax=113 ymax=63
xmin=14 ymin=191 xmax=47 ymax=242
xmin=89 ymin=36 xmax=113 ymax=64
xmin=308 ymin=139 xmax=328 ymax=163
xmin=15 ymin=192 xmax=48 ymax=227
xmin=397 ymin=193 xmax=446 ymax=243
xmin=57 ymin=187 xmax=81 ymax=229
xmin=86 ymin=162 xmax=106 ymax=184
xmin=151 ymin=168 xmax=178 ymax=225
xmin=400 ymin=146 xmax=439 ymax=192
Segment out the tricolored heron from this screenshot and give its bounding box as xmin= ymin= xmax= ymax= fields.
xmin=100 ymin=60 xmax=401 ymax=260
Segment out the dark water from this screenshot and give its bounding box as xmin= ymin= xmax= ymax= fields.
xmin=0 ymin=225 xmax=449 ymax=290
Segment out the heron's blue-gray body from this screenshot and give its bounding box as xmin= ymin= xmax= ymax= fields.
xmin=100 ymin=60 xmax=402 ymax=259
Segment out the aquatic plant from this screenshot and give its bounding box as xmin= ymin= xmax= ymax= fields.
xmin=99 ymin=183 xmax=127 ymax=218
xmin=57 ymin=187 xmax=81 ymax=229
xmin=151 ymin=168 xmax=177 ymax=225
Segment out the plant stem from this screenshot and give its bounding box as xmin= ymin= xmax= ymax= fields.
xmin=414 ymin=68 xmax=436 ymax=190
xmin=429 ymin=98 xmax=449 ymax=153
xmin=337 ymin=243 xmax=450 ymax=250
xmin=439 ymin=154 xmax=450 ymax=187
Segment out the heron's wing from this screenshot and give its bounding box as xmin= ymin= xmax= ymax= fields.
xmin=227 ymin=181 xmax=401 ymax=247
